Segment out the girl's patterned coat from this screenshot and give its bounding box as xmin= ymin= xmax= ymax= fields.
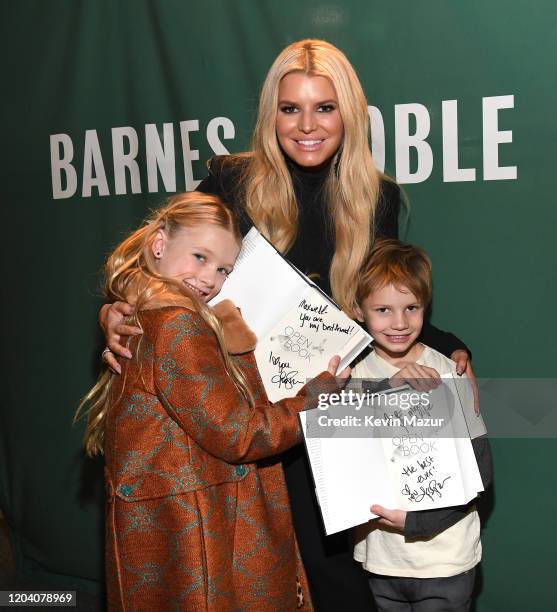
xmin=104 ymin=300 xmax=323 ymax=611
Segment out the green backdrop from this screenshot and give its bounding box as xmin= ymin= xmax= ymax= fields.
xmin=1 ymin=1 xmax=555 ymax=610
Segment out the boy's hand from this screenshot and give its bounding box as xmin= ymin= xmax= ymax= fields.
xmin=99 ymin=301 xmax=142 ymax=373
xmin=451 ymin=350 xmax=480 ymax=414
xmin=390 ymin=363 xmax=441 ymax=392
xmin=371 ymin=504 xmax=407 ymax=533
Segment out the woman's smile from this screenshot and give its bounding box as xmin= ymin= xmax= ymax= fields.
xmin=276 ymin=72 xmax=344 ymax=168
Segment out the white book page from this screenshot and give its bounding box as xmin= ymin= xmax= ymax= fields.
xmin=300 ymin=376 xmax=484 ymax=533
xmin=441 ymin=374 xmax=485 ymax=497
xmin=255 ymin=287 xmax=370 ymax=402
xmin=300 ymin=413 xmax=391 ymax=534
xmin=387 ymin=375 xmax=484 ymax=510
xmin=212 ymin=228 xmax=371 ymax=401
xmin=210 ymin=228 xmax=307 ymax=338
xmin=449 ymin=372 xmax=487 ymax=439
xmin=389 ymin=437 xmax=474 ymax=511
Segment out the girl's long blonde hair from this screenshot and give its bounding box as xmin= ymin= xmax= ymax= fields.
xmin=76 ymin=192 xmax=251 ymax=457
xmin=243 ymin=38 xmax=381 ymax=317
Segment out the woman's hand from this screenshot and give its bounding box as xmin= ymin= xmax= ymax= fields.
xmin=327 ymin=355 xmax=351 ymax=379
xmin=389 ymin=363 xmax=441 ymax=392
xmin=450 ymin=350 xmax=480 ymax=414
xmin=371 ymin=504 xmax=407 ymax=533
xmin=99 ymin=301 xmax=142 ymax=374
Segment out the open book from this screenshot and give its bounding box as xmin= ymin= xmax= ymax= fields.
xmin=210 ymin=227 xmax=372 ymax=401
xmin=299 ymin=373 xmax=486 ymax=535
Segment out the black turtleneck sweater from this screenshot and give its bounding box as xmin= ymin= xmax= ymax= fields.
xmin=197 ymin=154 xmax=467 ymax=357
xmin=286 ymin=157 xmax=400 ymax=294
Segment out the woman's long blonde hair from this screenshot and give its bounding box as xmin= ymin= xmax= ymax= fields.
xmin=76 ymin=192 xmax=251 ymax=457
xmin=243 ymin=38 xmax=381 ymax=316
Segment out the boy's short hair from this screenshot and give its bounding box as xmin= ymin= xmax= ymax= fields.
xmin=356 ymin=239 xmax=432 ymax=306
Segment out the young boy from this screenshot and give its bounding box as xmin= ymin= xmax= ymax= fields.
xmin=352 ymin=239 xmax=492 ymax=612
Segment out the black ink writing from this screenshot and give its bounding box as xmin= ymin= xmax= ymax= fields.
xmin=299 ymin=299 xmax=329 ymax=315
xmin=417 ymin=468 xmax=435 ymax=483
xmin=321 ymin=322 xmax=354 ymax=335
xmin=270 ymin=369 xmax=304 ymax=390
xmin=401 ymin=476 xmax=452 ymax=504
xmin=401 ymin=464 xmax=417 ymax=477
xmin=417 ymin=456 xmax=434 ymax=470
xmin=269 ymin=351 xmax=290 ymax=371
xmin=269 ymin=350 xmax=304 ymax=390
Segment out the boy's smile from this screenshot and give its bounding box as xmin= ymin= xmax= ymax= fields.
xmin=355 ymin=283 xmax=424 ymax=363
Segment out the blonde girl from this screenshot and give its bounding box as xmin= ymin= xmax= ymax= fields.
xmin=79 ymin=192 xmax=343 ymax=611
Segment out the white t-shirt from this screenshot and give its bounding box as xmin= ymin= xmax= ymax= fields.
xmin=352 ymin=344 xmax=482 ymax=578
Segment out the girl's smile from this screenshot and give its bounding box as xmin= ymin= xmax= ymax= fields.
xmin=152 ymin=224 xmax=240 ymax=302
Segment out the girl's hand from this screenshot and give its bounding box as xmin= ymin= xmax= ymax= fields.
xmin=389 ymin=363 xmax=441 ymax=392
xmin=99 ymin=301 xmax=142 ymax=373
xmin=371 ymin=504 xmax=407 ymax=533
xmin=450 ymin=350 xmax=480 ymax=414
xmin=327 ymin=355 xmax=351 ymax=379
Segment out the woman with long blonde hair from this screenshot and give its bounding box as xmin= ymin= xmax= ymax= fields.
xmin=100 ymin=40 xmax=475 ymax=610
xmin=81 ymin=191 xmax=345 ymax=610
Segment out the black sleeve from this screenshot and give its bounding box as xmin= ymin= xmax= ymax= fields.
xmin=404 ymin=435 xmax=493 ymax=540
xmin=197 ymin=155 xmax=236 ymax=200
xmin=419 ymin=321 xmax=471 ymax=360
xmin=196 ymin=155 xmax=253 ymax=236
xmin=197 ymin=171 xmax=218 ymax=197
xmin=375 ymin=178 xmax=400 ymax=239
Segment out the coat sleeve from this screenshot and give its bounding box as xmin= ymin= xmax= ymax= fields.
xmin=153 ymin=307 xmax=330 ymax=464
xmin=404 ymin=435 xmax=493 ymax=539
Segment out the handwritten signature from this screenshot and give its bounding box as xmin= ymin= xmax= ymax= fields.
xmin=269 ymin=350 xmax=304 ymax=389
xmin=271 ymin=369 xmax=304 ymax=390
xmin=401 ymin=476 xmax=452 ymax=503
